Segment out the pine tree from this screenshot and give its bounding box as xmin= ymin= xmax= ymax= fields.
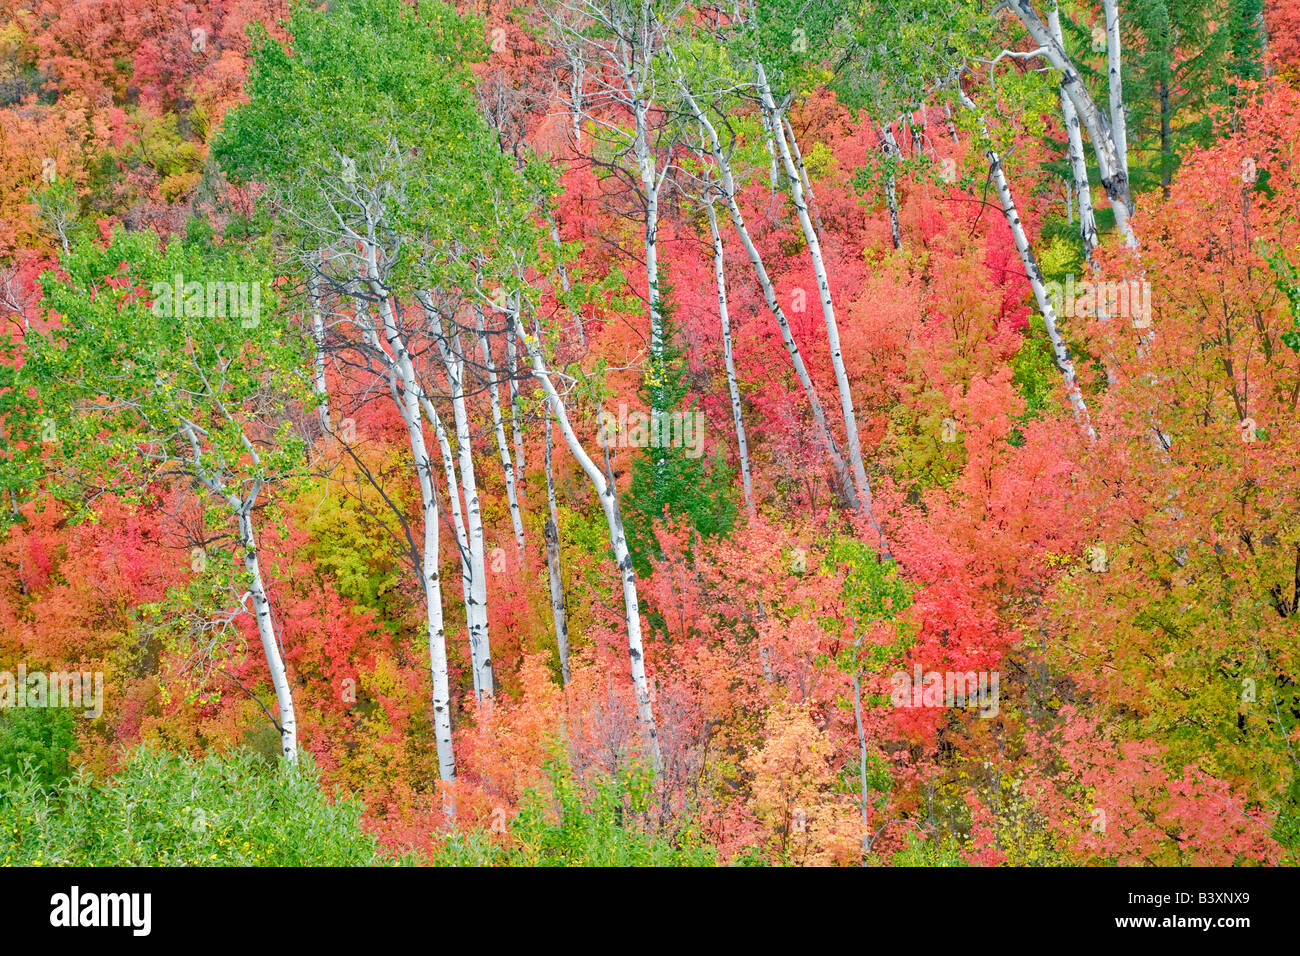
xmin=624 ymin=292 xmax=736 ymax=572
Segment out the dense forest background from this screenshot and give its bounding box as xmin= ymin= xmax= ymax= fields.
xmin=2 ymin=0 xmax=1299 ymax=866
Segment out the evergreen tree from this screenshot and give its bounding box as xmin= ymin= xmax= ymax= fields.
xmin=623 ymin=293 xmax=736 ymax=572
xmin=1121 ymin=0 xmax=1227 ymax=196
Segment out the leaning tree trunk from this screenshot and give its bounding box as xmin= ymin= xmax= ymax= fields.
xmin=520 ymin=325 xmax=662 ymax=774
xmin=783 ymin=114 xmax=825 ymax=235
xmin=761 ymin=107 xmax=781 ymax=192
xmin=757 ymin=64 xmax=890 ymax=555
xmin=705 ymin=198 xmax=755 ymax=520
xmin=963 ymin=92 xmax=1095 ymax=438
xmin=680 ymin=84 xmax=856 ymax=507
xmin=1008 ymin=0 xmax=1136 ymax=247
xmin=1049 ymin=6 xmax=1098 ymax=258
xmin=237 ymin=498 xmax=298 ymax=764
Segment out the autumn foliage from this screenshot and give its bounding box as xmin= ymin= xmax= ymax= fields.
xmin=1 ymin=0 xmax=1298 ymax=867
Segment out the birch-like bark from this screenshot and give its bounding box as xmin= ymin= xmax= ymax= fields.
xmin=307 ymin=256 xmax=330 ymax=433
xmin=1049 ymin=7 xmax=1098 ymax=258
xmin=880 ymin=124 xmax=903 ymax=249
xmin=1048 ymin=6 xmax=1115 ymax=382
xmin=384 ymin=314 xmax=475 ymax=706
xmin=543 ymin=402 xmax=571 ymax=684
xmin=963 ymin=93 xmax=1095 ymax=437
xmin=360 ymin=261 xmax=455 ymax=781
xmin=425 ymin=392 xmax=479 ymax=690
xmin=782 ymin=114 xmax=824 ymax=235
xmin=634 ymin=96 xmax=667 ymax=400
xmin=1007 ymin=0 xmax=1136 ymax=246
xmin=705 ymin=198 xmax=755 ymax=520
xmin=184 ymin=422 xmax=299 ymax=766
xmin=1102 ymin=0 xmax=1130 ymax=185
xmin=520 ymin=328 xmax=661 ymax=773
xmin=236 ymin=497 xmax=298 ymax=763
xmin=423 ymin=295 xmax=494 ymax=699
xmin=757 ymin=64 xmax=890 ymax=554
xmin=762 ymin=109 xmax=781 ymax=193
xmin=477 ymin=307 xmax=526 ymax=558
xmin=943 ymin=102 xmax=960 ymax=143
xmin=505 ymin=307 xmax=527 ymax=474
xmin=568 ymin=53 xmax=585 ymax=146
xmin=679 ymin=84 xmax=856 ymax=506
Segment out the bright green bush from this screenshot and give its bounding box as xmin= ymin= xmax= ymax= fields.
xmin=0 ymin=746 xmax=396 ymax=866
xmin=431 ymin=755 xmax=717 ymax=867
xmin=0 ymin=708 xmax=78 ymax=791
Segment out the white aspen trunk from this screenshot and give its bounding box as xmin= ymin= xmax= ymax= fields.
xmin=569 ymin=54 xmax=584 ymax=145
xmin=783 ymin=115 xmax=815 ymax=200
xmin=1049 ymin=7 xmax=1098 ymax=257
xmin=505 ymin=308 xmax=527 ymax=475
xmin=1049 ymin=4 xmax=1116 ymax=383
xmin=392 ymin=306 xmax=475 ymax=705
xmin=426 ymin=395 xmax=481 ymax=697
xmin=680 ymin=85 xmax=857 ymax=506
xmin=477 ymin=308 xmax=526 ymax=559
xmin=401 ymin=391 xmax=456 ymax=783
xmin=236 ymin=500 xmax=298 ymax=764
xmin=762 ymin=108 xmax=781 ymax=192
xmin=549 ymin=217 xmax=586 ymax=348
xmin=422 ymin=478 xmax=456 ymax=786
xmin=943 ymin=102 xmax=960 ymax=143
xmin=307 ymin=257 xmax=330 ymax=433
xmin=1102 ymin=0 xmax=1130 ymax=185
xmin=1008 ymin=0 xmax=1136 ymax=246
xmin=452 ymin=343 xmax=493 ymax=700
xmin=424 ymin=298 xmax=493 ymax=699
xmin=757 ymin=64 xmax=890 ymax=555
xmin=880 ymin=124 xmax=903 ymax=249
xmin=520 ymin=328 xmax=662 ymax=773
xmin=361 ymin=250 xmax=455 ymax=782
xmin=543 ymin=402 xmax=571 ymax=685
xmin=705 ymin=198 xmax=755 ymax=520
xmin=635 ymin=97 xmax=667 ymax=435
xmin=1258 ymin=9 xmax=1273 ymax=77
xmin=965 ymin=93 xmax=1095 ymax=438
xmin=782 ymin=114 xmax=825 ymax=234
xmin=457 ymin=390 xmax=496 ymax=702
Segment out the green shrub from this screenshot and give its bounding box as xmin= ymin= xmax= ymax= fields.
xmin=0 ymin=708 xmax=77 ymax=790
xmin=431 ymin=754 xmax=717 ymax=867
xmin=0 ymin=746 xmax=397 ymax=866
